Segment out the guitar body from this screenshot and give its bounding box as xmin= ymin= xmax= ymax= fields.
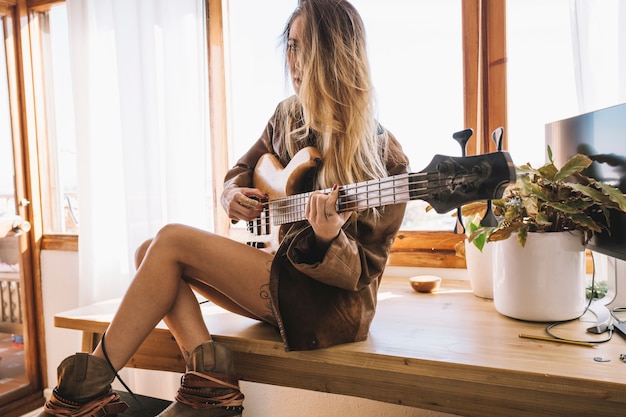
xmin=253 ymin=147 xmax=322 ymax=201
xmin=246 ymin=147 xmax=322 ymax=252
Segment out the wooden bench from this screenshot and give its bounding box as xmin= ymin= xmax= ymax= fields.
xmin=54 ymin=277 xmax=626 ymax=417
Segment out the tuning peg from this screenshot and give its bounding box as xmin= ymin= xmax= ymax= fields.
xmin=452 ymin=129 xmax=473 ymax=235
xmin=480 ymin=127 xmax=504 ymax=227
xmin=491 ymin=127 xmax=504 ymax=152
xmin=452 ymin=128 xmax=473 ymax=157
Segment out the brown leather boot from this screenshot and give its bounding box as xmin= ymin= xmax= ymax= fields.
xmin=157 ymin=341 xmax=244 ymax=417
xmin=39 ymin=352 xmax=129 ymax=417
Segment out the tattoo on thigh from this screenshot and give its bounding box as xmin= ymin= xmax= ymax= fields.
xmin=259 ymin=283 xmax=271 ymax=301
xmin=265 ymin=259 xmax=272 ymax=274
xmin=259 ymin=283 xmax=274 ymax=321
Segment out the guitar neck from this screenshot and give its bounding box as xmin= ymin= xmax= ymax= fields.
xmin=268 ymin=172 xmax=424 ymax=226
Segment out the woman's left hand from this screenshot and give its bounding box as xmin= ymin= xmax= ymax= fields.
xmin=306 ymin=184 xmax=352 ymax=246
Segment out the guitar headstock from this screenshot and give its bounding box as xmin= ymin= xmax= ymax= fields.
xmin=415 ymin=152 xmax=516 ymax=213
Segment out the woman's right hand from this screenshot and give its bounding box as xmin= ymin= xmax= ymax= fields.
xmin=221 ymin=186 xmax=265 ymax=222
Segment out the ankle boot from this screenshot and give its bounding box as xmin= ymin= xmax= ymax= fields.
xmin=39 ymin=352 xmax=129 ymax=417
xmin=157 ymin=341 xmax=244 ymax=417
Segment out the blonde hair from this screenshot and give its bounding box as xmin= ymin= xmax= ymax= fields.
xmin=279 ymin=0 xmax=388 ymax=190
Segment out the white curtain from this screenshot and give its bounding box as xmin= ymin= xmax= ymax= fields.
xmin=571 ymin=0 xmax=626 ymax=112
xmin=66 ymin=0 xmax=212 ymax=306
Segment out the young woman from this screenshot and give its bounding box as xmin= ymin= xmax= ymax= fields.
xmin=41 ymin=1 xmax=409 ymax=416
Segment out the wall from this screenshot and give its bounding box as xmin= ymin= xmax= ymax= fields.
xmin=40 ymin=250 xmax=461 ymax=417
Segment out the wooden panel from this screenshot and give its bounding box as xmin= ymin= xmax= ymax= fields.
xmin=41 ymin=234 xmax=78 ymax=251
xmin=26 ymin=0 xmax=61 ymax=10
xmin=461 ymin=0 xmax=481 ymax=154
xmin=482 ymin=0 xmax=508 ymax=152
xmin=389 ymin=230 xmax=466 ymax=268
xmin=206 ymin=0 xmax=231 ymax=237
xmin=387 ymin=250 xmax=464 ymax=268
xmin=392 ymin=231 xmax=463 ymax=250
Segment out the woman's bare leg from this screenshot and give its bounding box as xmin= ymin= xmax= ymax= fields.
xmin=91 ymin=223 xmax=274 ymax=370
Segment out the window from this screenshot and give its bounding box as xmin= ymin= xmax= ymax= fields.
xmin=33 ymin=5 xmax=78 ymax=234
xmin=226 ymin=0 xmax=464 ymax=232
xmin=507 ymin=0 xmax=626 ymax=167
xmin=0 ymin=15 xmax=15 ymax=219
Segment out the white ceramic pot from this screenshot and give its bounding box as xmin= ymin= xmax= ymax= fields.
xmin=465 ymin=241 xmax=494 ymax=299
xmin=493 ymin=231 xmax=586 ymax=322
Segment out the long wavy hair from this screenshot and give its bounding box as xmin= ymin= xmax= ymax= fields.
xmin=278 ymin=0 xmax=388 ymax=191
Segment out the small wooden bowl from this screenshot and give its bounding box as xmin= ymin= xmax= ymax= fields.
xmin=409 ymin=275 xmax=441 ymax=293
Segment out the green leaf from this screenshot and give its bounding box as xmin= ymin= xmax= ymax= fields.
xmin=535 ymin=212 xmax=553 ymax=226
xmin=537 ymin=163 xmax=558 ymax=181
xmin=472 ymin=232 xmax=487 ymax=251
xmin=516 ymin=163 xmax=539 ymax=176
xmin=593 ymin=182 xmax=626 ymax=212
xmin=489 ymin=222 xmax=524 ymax=242
xmin=517 ymin=227 xmax=528 ymax=247
xmin=546 ymin=201 xmax=585 ymax=214
xmin=554 ymin=154 xmax=592 ymax=181
xmin=568 ymin=213 xmax=604 ymax=233
xmin=547 ymin=145 xmax=554 ymax=164
xmin=529 ymin=183 xmax=551 ymax=202
xmin=523 ymin=195 xmax=539 ymax=217
xmin=460 ymin=202 xmax=489 ymax=218
xmin=569 ymin=183 xmax=619 ymax=208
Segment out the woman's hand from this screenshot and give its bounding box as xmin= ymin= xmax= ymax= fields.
xmin=221 ymin=186 xmax=265 ymax=222
xmin=306 ymin=184 xmax=352 ymax=247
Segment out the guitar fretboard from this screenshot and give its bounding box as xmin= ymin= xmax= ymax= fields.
xmin=263 ymin=172 xmax=431 ymax=226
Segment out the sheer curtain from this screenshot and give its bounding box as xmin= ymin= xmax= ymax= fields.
xmin=507 ymin=0 xmax=626 ymax=167
xmin=66 ymin=0 xmax=212 ymax=306
xmin=571 ymin=0 xmax=626 ymax=112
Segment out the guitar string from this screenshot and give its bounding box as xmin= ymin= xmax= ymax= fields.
xmin=248 ymin=170 xmax=484 ymax=228
xmin=266 ymin=172 xmax=418 ymax=219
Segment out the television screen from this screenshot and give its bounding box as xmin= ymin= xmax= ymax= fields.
xmin=545 ymin=103 xmax=626 ymax=261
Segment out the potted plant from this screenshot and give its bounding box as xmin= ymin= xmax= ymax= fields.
xmin=454 ymin=204 xmax=497 ymax=299
xmin=469 ymin=147 xmax=626 ymax=321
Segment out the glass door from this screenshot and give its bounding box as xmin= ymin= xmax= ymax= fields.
xmin=0 ymin=5 xmax=29 ymax=399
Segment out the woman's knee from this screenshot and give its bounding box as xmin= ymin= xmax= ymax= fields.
xmin=134 ymin=238 xmax=153 ymax=269
xmin=135 ymin=224 xmax=189 ymax=268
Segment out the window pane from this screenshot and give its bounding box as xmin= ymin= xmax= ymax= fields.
xmin=0 ymin=16 xmax=16 ymax=219
xmin=37 ymin=6 xmax=78 ymax=233
xmin=226 ymin=0 xmax=463 ymax=231
xmin=1 ymin=13 xmax=30 ymax=400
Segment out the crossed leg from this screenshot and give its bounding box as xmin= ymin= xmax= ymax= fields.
xmin=91 ymin=223 xmax=275 ymax=369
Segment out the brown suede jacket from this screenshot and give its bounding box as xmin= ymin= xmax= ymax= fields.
xmin=224 ymin=100 xmax=409 ymax=351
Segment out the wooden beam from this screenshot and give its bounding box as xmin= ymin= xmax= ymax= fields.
xmin=207 ymin=0 xmax=230 ymax=236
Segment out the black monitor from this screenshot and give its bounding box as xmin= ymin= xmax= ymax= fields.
xmin=545 ymin=103 xmax=626 ymax=260
xmin=545 ymin=103 xmax=626 ymax=314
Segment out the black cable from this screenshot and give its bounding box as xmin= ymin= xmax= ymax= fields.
xmin=610 ymin=306 xmax=626 ymax=323
xmin=544 ymin=252 xmax=614 ymax=345
xmin=100 ymin=331 xmax=150 ymax=416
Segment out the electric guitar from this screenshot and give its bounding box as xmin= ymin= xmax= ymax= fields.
xmin=243 ymin=147 xmax=516 ymax=251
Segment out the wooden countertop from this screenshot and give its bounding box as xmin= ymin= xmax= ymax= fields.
xmin=54 ymin=277 xmax=626 ymax=417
